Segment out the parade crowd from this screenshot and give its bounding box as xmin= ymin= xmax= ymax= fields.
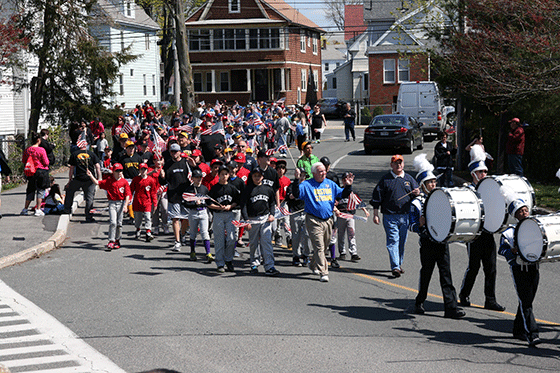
xmin=18 ymin=100 xmax=539 ymax=347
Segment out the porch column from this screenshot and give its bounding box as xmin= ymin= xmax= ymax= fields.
xmin=211 ymin=70 xmax=216 ymax=93
xmin=246 ymin=69 xmax=251 ymax=92
xmin=281 ymin=68 xmax=286 ymax=92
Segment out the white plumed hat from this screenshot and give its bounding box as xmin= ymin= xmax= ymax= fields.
xmin=413 ymin=153 xmax=436 ymax=185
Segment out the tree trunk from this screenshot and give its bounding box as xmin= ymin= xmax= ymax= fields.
xmin=496 ymin=113 xmax=508 ymax=174
xmin=174 ymin=0 xmax=195 ymax=113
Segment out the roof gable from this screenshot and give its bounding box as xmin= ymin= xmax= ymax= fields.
xmin=96 ymin=0 xmax=159 ymax=30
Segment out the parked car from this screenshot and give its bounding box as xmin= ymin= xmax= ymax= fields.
xmin=316 ymin=98 xmax=346 ymax=118
xmin=363 ymin=114 xmax=424 ymax=155
xmin=396 ymin=81 xmax=446 ymax=136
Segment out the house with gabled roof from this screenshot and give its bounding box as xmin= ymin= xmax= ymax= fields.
xmin=184 ymin=0 xmax=324 ymax=105
xmin=91 ymin=0 xmax=161 ymax=109
xmin=365 ymin=0 xmax=444 ymax=113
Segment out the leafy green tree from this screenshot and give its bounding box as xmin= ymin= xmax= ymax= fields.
xmin=15 ymin=0 xmax=136 ymax=135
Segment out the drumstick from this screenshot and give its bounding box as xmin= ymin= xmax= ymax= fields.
xmin=397 ymin=190 xmax=416 ymax=201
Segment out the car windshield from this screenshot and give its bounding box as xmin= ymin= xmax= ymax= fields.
xmin=371 ymin=116 xmax=406 ymax=126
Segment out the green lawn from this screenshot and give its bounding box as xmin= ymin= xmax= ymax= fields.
xmin=533 ymin=184 xmax=560 ymax=212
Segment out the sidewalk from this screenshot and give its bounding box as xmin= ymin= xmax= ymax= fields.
xmin=0 ymin=169 xmax=82 ymax=269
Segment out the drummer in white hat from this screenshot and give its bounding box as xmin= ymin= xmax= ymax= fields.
xmin=498 ymin=193 xmax=540 ymax=346
xmin=409 ymin=154 xmax=465 ymax=319
xmin=459 ymin=146 xmax=506 ymax=312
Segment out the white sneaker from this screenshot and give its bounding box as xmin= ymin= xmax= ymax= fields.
xmin=20 ymin=208 xmax=29 ymax=215
xmin=135 ymin=230 xmax=142 ymax=239
xmin=172 ymin=241 xmax=181 ymax=252
xmin=34 ymin=209 xmax=44 ymax=216
xmin=320 ymin=275 xmax=329 ymax=282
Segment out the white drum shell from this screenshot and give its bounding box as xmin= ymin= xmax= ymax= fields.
xmin=476 ymin=175 xmax=535 ymax=233
xmin=515 ymin=214 xmax=560 ymax=263
xmin=424 ymin=187 xmax=485 ymax=243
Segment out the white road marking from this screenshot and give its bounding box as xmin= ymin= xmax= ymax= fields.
xmin=0 ymin=279 xmax=126 ymax=373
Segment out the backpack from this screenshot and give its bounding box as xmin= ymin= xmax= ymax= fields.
xmin=24 ymin=153 xmax=36 ymax=177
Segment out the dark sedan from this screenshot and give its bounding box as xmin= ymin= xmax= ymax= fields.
xmin=316 ymin=98 xmax=346 ymax=118
xmin=363 ymin=114 xmax=424 ymax=155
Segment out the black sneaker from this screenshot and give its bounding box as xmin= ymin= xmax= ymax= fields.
xmin=250 ymin=266 xmax=259 ymax=274
xmin=413 ymin=303 xmax=425 ymax=315
xmin=287 ymin=238 xmax=292 ymax=249
xmin=265 ymin=267 xmax=280 ymax=276
xmin=331 ymin=258 xmax=340 ymax=268
xmin=444 ymin=308 xmax=466 ymax=319
xmin=351 ymin=254 xmax=361 ymax=261
xmin=301 ymin=256 xmax=309 ymax=267
xmin=528 ymin=336 xmax=542 ymax=347
xmin=225 ymin=261 xmax=234 ymax=272
xmin=339 ymin=253 xmax=346 ymax=260
xmin=459 ymin=295 xmax=471 ymax=307
xmin=484 ymin=301 xmax=505 ymax=312
xmin=292 ymin=257 xmax=302 ymax=267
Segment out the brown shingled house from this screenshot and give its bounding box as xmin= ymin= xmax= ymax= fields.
xmin=185 ymin=0 xmax=324 ymax=105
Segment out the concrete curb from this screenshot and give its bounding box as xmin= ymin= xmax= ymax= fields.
xmin=0 ymin=192 xmax=84 ymax=269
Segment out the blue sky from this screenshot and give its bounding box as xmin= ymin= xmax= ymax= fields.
xmin=290 ymin=1 xmax=330 ymax=28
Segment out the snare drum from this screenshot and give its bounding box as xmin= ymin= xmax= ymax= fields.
xmin=424 ymin=187 xmax=485 ymax=243
xmin=476 ymin=175 xmax=535 ymax=233
xmin=515 ymin=214 xmax=560 ymax=263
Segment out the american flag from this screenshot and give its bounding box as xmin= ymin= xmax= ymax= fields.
xmin=338 ymin=212 xmax=354 ymax=220
xmin=121 ymin=120 xmax=134 ymax=135
xmin=252 ymin=114 xmax=264 ymax=126
xmin=266 ymin=148 xmax=275 ymax=156
xmin=278 ymin=205 xmax=290 ymax=216
xmin=182 ymin=192 xmax=206 ymax=202
xmin=277 ymin=144 xmax=288 ymax=152
xmin=157 ymin=185 xmax=167 ymax=194
xmin=76 ymin=132 xmax=88 ymax=149
xmin=347 ymin=192 xmax=363 ymax=211
xmin=176 ymin=124 xmax=193 ymax=134
xmin=276 ymin=97 xmax=286 ymax=105
xmin=200 ymin=127 xmax=212 ymax=135
xmin=303 ymin=103 xmax=312 ymax=111
xmin=211 ymin=122 xmax=225 ymax=136
xmin=232 ymin=220 xmax=250 ymax=228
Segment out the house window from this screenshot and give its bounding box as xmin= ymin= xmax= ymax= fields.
xmin=152 ymin=74 xmax=156 ymax=96
xmin=363 ymin=73 xmax=369 ymax=90
xmin=188 ymin=30 xmax=211 ymax=51
xmin=248 ymin=29 xmax=280 ymax=50
xmin=285 ymin=68 xmax=291 ymax=91
xmin=130 ymin=69 xmax=134 ymax=77
xmin=229 ymin=0 xmax=240 ymax=13
xmin=300 ymin=31 xmax=306 ymax=52
xmin=220 ymin=72 xmax=229 ymax=91
xmin=123 ymin=0 xmax=134 ymax=18
xmin=206 ymin=72 xmax=213 ymax=92
xmin=301 ymin=69 xmax=307 ymax=91
xmin=332 ymin=77 xmax=337 ymax=89
xmin=325 ymin=63 xmax=329 ymax=71
xmin=336 ymin=62 xmax=340 ymax=68
xmin=313 ymin=70 xmax=318 ymax=91
xmin=236 ymin=29 xmax=246 ymax=49
xmin=398 ymin=59 xmax=410 ymax=82
xmin=145 ymin=34 xmax=150 ymax=50
xmin=193 ymin=73 xmax=202 ymax=92
xmin=119 ymin=74 xmax=124 ymax=95
xmin=383 ymin=59 xmax=396 ymax=83
xmin=143 ymin=74 xmax=147 ymax=96
xmin=307 ymin=32 xmax=311 ymax=47
xmin=120 ymin=31 xmax=124 ymax=51
xmin=312 ymin=35 xmax=318 ymax=54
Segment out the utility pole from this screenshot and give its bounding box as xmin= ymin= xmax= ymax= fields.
xmin=455 ymin=0 xmax=466 ymax=171
xmin=173 ymin=0 xmax=195 ymax=113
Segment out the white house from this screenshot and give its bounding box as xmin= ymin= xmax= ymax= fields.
xmin=321 ymin=32 xmax=346 ymax=97
xmin=92 ymin=0 xmax=161 ymax=110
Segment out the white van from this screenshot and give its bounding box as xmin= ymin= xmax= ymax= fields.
xmin=396 ymin=81 xmax=446 ymax=136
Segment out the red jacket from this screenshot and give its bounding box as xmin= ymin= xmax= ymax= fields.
xmin=98 ymin=177 xmax=131 ymax=201
xmin=506 ymin=126 xmax=525 ymax=155
xmin=130 ymin=175 xmax=158 ymax=212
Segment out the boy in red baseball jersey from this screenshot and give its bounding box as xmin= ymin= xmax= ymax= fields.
xmin=87 ymin=163 xmax=131 ymax=251
xmin=130 ymin=163 xmax=158 ymax=242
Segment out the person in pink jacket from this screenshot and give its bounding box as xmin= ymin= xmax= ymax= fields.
xmin=22 ymin=132 xmax=50 ymax=216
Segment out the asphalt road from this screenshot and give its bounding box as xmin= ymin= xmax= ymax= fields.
xmin=1 ymin=124 xmax=560 ymax=372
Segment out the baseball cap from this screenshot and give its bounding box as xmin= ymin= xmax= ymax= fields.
xmin=276 ymin=159 xmax=287 ymax=167
xmin=178 ymin=131 xmax=189 ymax=138
xmin=391 ymin=154 xmax=404 ymax=163
xmin=192 ymin=149 xmax=202 ymax=157
xmin=246 ymin=147 xmax=253 ymax=153
xmin=125 ymin=140 xmax=135 ymax=148
xmin=119 ymin=133 xmax=129 ymax=139
xmin=112 ymin=163 xmax=123 ymax=171
xmin=168 ymin=135 xmax=178 ymax=142
xmin=169 ymin=143 xmax=181 ymax=152
xmin=251 ymin=167 xmax=264 ymax=175
xmin=224 ymin=147 xmax=233 ymax=153
xmin=269 ymin=157 xmax=278 ymax=163
xmin=211 ymin=158 xmax=224 ymax=166
xmin=234 ymin=152 xmax=246 ymax=163
xmin=320 ymin=156 xmax=330 ymax=167
xmin=217 ymin=165 xmax=229 ymax=174
xmin=214 ymin=143 xmax=224 ymax=150
xmin=192 ymin=168 xmax=203 ymax=178
xmin=509 ymin=117 xmax=520 ymax=123
xmin=139 ymin=163 xmax=148 ymax=169
xmin=227 ymin=160 xmax=238 ymax=169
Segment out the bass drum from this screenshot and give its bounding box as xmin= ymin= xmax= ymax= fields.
xmin=515 ymin=214 xmax=560 ymax=263
xmin=424 ymin=187 xmax=485 ymax=243
xmin=476 ymin=175 xmax=535 ymax=233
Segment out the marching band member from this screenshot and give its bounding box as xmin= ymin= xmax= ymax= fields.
xmin=498 ymin=196 xmax=540 ymax=346
xmin=459 ymin=146 xmax=505 ymax=311
xmin=410 ymin=154 xmax=465 ymax=319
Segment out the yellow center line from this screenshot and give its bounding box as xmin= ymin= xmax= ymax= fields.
xmin=342 ymin=268 xmax=560 ymax=326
